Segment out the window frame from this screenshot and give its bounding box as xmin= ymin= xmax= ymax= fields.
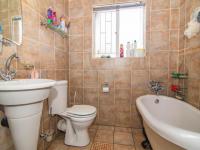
xmin=92 ymin=2 xmax=146 ymax=58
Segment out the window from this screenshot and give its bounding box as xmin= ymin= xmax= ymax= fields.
xmin=93 ymin=2 xmax=145 ymax=58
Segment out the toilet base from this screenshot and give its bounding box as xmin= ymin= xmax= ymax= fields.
xmin=58 ymin=119 xmax=90 ymax=147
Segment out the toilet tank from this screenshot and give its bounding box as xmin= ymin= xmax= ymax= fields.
xmin=48 ymin=80 xmax=67 ymax=115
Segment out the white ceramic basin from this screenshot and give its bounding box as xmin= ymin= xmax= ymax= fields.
xmin=0 ymin=79 xmax=56 ymax=106
xmin=0 ymin=79 xmax=56 ymax=91
xmin=0 ymin=79 xmax=56 ymax=150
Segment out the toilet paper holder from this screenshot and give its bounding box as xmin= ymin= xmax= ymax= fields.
xmin=102 ymin=82 xmax=109 ymax=93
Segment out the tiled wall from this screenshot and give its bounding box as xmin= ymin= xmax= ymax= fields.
xmin=0 ymin=0 xmax=69 ymax=149
xmin=1 ymin=0 xmax=200 ymax=149
xmin=0 ymin=0 xmax=21 ymax=38
xmin=179 ymin=0 xmax=200 ymax=108
xmin=68 ymin=0 xmax=182 ymax=128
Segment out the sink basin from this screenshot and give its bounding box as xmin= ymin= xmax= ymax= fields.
xmin=0 ymin=79 xmax=56 ymax=105
xmin=0 ymin=79 xmax=56 ymax=150
xmin=0 ymin=79 xmax=56 ymax=91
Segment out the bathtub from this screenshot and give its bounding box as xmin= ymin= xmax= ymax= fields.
xmin=136 ymin=95 xmax=200 ymax=150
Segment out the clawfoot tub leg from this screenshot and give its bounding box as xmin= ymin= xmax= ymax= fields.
xmin=141 ymin=129 xmax=152 ymax=150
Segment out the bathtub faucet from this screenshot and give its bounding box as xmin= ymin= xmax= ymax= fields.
xmin=149 ymin=80 xmax=165 ymax=95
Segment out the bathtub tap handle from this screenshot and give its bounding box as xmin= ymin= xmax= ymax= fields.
xmin=149 ymin=80 xmax=165 ymax=95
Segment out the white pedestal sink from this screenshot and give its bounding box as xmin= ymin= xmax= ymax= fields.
xmin=0 ymin=79 xmax=56 ymax=150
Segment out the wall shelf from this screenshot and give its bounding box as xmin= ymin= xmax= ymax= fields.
xmin=40 ymin=19 xmax=68 ymax=38
xmin=171 ymin=72 xmax=188 ymax=79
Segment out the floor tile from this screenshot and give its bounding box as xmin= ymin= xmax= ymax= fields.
xmin=90 ymin=124 xmax=99 ymax=130
xmin=91 ymin=142 xmax=113 ymax=150
xmin=48 ymin=137 xmax=68 ymax=150
xmin=115 ymin=127 xmax=132 ymax=133
xmin=67 ymin=143 xmax=92 ymax=150
xmin=94 ymin=129 xmax=114 ymax=144
xmin=114 ymin=132 xmax=134 ymax=145
xmin=98 ymin=125 xmax=115 ymax=131
xmin=132 ymin=129 xmax=145 ymax=150
xmin=114 ymin=144 xmax=136 ymax=150
xmin=89 ymin=128 xmax=97 ymax=141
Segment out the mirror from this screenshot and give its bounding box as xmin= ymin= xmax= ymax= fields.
xmin=0 ymin=0 xmax=22 ymax=47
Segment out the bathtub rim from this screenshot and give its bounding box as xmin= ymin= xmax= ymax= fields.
xmin=136 ymin=95 xmax=200 ymax=150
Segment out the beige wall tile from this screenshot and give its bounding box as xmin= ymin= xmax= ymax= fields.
xmin=170 ymin=30 xmax=179 ymax=50
xmin=84 ymin=70 xmax=98 ymax=88
xmin=40 ymin=44 xmax=55 ymax=70
xmin=151 ymin=10 xmax=169 ymax=31
xmin=115 ymin=89 xmax=131 ymax=105
xmin=151 ymin=0 xmax=170 ymax=10
xmin=150 ymin=51 xmax=169 ymax=69
xmin=69 ymin=70 xmax=83 ymax=87
xmin=150 ymin=31 xmax=170 ymax=50
xmin=170 ymin=9 xmax=180 ymax=29
xmin=69 ymin=52 xmax=83 ymax=69
xmin=69 ymin=36 xmax=84 ymax=52
xmin=69 ymin=18 xmax=84 ymax=35
xmin=84 ymin=88 xmax=98 ymax=106
xmin=132 ymin=70 xmax=149 ymax=90
xmin=56 ymin=48 xmax=67 ymax=69
xmin=114 ymin=70 xmax=131 ymax=89
xmin=99 ymin=105 xmax=115 ymax=125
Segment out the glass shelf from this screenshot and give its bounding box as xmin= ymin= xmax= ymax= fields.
xmin=40 ymin=19 xmax=68 ymax=38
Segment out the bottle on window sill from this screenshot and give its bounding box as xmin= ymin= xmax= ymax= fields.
xmin=120 ymin=44 xmax=124 ymax=58
xmin=126 ymin=42 xmax=131 ymax=57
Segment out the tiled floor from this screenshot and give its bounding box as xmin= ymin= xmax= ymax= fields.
xmin=48 ymin=125 xmax=146 ymax=150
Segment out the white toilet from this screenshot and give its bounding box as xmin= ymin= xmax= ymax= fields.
xmin=48 ymin=80 xmax=96 ymax=147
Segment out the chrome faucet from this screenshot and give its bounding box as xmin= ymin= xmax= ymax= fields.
xmin=0 ymin=53 xmax=19 ymax=81
xmin=149 ymin=80 xmax=165 ymax=95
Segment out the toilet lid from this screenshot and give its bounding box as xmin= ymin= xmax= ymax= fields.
xmin=66 ymin=105 xmax=96 ymax=116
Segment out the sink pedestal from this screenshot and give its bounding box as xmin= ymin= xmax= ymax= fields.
xmin=0 ymin=79 xmax=56 ymax=150
xmin=4 ymin=102 xmax=43 ymax=150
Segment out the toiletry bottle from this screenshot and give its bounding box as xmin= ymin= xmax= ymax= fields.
xmin=52 ymin=12 xmax=58 ymax=25
xmin=130 ymin=42 xmax=134 ymax=56
xmin=60 ymin=15 xmax=67 ymax=32
xmin=47 ymin=7 xmax=53 ymax=24
xmin=133 ymin=40 xmax=137 ymax=57
xmin=120 ymin=44 xmax=124 ymax=58
xmin=134 ymin=40 xmax=137 ymax=49
xmin=31 ymin=67 xmax=39 ymax=79
xmin=126 ymin=42 xmax=130 ymax=57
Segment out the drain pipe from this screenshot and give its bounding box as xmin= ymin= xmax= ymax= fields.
xmin=1 ymin=117 xmax=9 ymax=128
xmin=73 ymin=91 xmax=77 ymax=105
xmin=0 ymin=111 xmax=9 ymax=128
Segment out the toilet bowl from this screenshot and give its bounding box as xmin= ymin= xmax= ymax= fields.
xmin=48 ymin=81 xmax=96 ymax=147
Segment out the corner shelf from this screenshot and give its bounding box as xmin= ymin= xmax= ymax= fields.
xmin=171 ymin=72 xmax=188 ymax=79
xmin=40 ymin=19 xmax=68 ymax=38
xmin=171 ymin=72 xmax=188 ymax=100
xmin=171 ymin=76 xmax=188 ymax=79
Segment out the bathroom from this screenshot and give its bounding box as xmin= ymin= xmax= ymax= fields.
xmin=0 ymin=0 xmax=200 ymax=150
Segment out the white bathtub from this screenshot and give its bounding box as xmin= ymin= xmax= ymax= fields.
xmin=136 ymin=95 xmax=200 ymax=150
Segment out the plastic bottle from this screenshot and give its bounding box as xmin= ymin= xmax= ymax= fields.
xmin=134 ymin=40 xmax=137 ymax=50
xmin=130 ymin=42 xmax=134 ymax=56
xmin=126 ymin=42 xmax=130 ymax=57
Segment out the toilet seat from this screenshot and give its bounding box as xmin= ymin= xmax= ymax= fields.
xmin=60 ymin=105 xmax=96 ymax=118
